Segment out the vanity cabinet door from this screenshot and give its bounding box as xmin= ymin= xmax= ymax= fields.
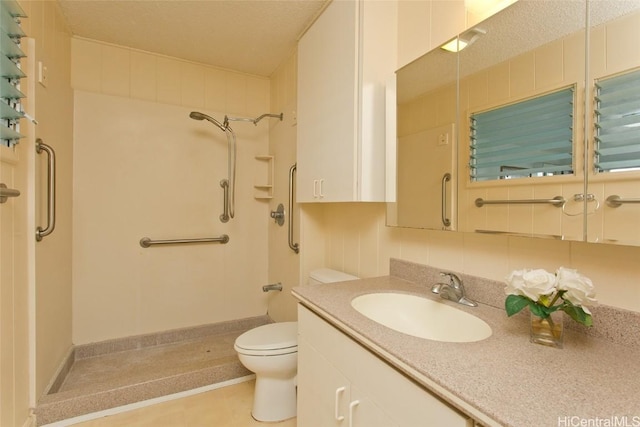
xmin=298 ymin=305 xmax=472 ymax=427
xmin=298 ymin=334 xmax=397 ymax=427
xmin=297 ymin=338 xmax=350 ymax=427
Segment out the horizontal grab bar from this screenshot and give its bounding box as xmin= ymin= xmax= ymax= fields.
xmin=605 ymin=195 xmax=640 ymax=208
xmin=140 ymin=235 xmax=229 ymax=248
xmin=475 ymin=196 xmax=565 ymax=207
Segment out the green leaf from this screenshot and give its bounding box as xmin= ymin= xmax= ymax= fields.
xmin=505 ymin=295 xmax=530 ymax=317
xmin=562 ymin=303 xmax=593 ymax=327
xmin=528 ymin=303 xmax=550 ymax=318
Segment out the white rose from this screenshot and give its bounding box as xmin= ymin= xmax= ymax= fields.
xmin=556 ymin=267 xmax=597 ymax=313
xmin=505 ymin=268 xmax=557 ymax=302
xmin=504 ymin=269 xmax=526 ymax=296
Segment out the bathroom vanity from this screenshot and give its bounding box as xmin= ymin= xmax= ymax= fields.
xmin=292 ymin=265 xmax=640 ymax=427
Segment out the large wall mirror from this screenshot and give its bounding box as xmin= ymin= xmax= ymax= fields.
xmin=388 ymin=0 xmax=640 ymax=247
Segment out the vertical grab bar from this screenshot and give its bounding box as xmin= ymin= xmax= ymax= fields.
xmin=220 ymin=179 xmax=230 ymax=223
xmin=441 ymin=173 xmax=451 ymax=227
xmin=288 ymin=164 xmax=300 ymax=254
xmin=36 ymin=138 xmax=56 ymax=241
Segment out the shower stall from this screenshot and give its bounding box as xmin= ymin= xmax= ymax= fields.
xmin=36 ymin=85 xmax=288 ymax=423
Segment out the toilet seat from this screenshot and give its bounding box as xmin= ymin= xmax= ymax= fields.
xmin=234 ymin=322 xmax=298 ymax=356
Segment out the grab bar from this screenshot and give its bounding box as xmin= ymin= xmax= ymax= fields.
xmin=139 ymin=235 xmax=229 ymax=248
xmin=475 ymin=196 xmax=565 ymax=207
xmin=441 ymin=173 xmax=451 ymax=227
xmin=605 ymin=195 xmax=640 ymax=208
xmin=220 ymin=179 xmax=230 ymax=223
xmin=0 ymin=183 xmax=20 ymax=203
xmin=288 ymin=164 xmax=300 ymax=254
xmin=36 ymin=138 xmax=56 ymax=241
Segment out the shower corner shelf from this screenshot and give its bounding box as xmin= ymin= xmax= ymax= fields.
xmin=254 ymin=155 xmax=274 ymax=200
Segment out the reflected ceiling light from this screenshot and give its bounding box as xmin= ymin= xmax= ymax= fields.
xmin=440 ymin=27 xmax=486 ymax=52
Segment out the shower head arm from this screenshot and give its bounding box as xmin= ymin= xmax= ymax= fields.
xmin=253 ymin=113 xmax=283 ymax=125
xmin=224 ymin=112 xmax=283 ymax=126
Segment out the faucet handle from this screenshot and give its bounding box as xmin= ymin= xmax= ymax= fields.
xmin=439 ymin=272 xmax=463 ymax=289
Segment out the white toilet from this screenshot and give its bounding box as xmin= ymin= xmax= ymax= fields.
xmin=234 ymin=268 xmax=359 ymax=422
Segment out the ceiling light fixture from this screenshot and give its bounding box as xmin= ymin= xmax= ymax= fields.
xmin=440 ymin=27 xmax=486 ymax=52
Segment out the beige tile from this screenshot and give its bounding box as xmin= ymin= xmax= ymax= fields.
xmin=101 ymin=44 xmax=130 ymax=97
xmin=560 ymin=182 xmax=587 ymax=242
xmin=606 ymin=11 xmax=640 ymax=74
xmin=226 ymin=73 xmax=247 ymax=115
xmin=590 ymin=26 xmax=607 ymax=79
xmin=156 ymin=57 xmax=182 ymax=105
xmin=398 ymin=227 xmax=430 ymax=264
xmin=462 ymin=232 xmax=509 ymax=281
xmin=181 ymin=62 xmax=206 ymax=108
xmin=564 ymin=30 xmax=585 ymax=83
xmin=510 ymin=51 xmax=535 ymax=97
xmin=602 ymin=181 xmax=640 ymax=244
xmin=71 ymin=38 xmax=101 ymax=92
xmin=534 ymin=39 xmax=563 ymax=90
xmin=507 ymin=184 xmax=534 ymax=235
xmin=434 ymin=83 xmax=456 ymax=126
xmin=204 ymin=68 xmax=227 ymax=113
xmin=507 ymin=235 xmax=571 ymax=272
xmin=462 ymin=187 xmax=487 ymax=233
xmin=532 ymin=184 xmax=563 ymax=238
xmin=465 ymin=70 xmax=489 ymax=111
xmin=245 ymin=77 xmax=269 ymax=118
xmin=485 ymin=187 xmax=509 ymax=233
xmin=427 ymin=230 xmax=464 ymax=272
xmin=487 ymin=62 xmax=510 ymax=105
xmin=130 ymin=51 xmax=157 ymax=102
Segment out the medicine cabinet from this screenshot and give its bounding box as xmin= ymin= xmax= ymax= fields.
xmin=387 ymin=0 xmax=640 ymax=247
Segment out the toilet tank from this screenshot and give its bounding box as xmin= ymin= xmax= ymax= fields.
xmin=308 ymin=268 xmax=359 ymax=285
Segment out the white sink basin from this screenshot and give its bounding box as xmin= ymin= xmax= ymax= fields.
xmin=351 ymin=292 xmax=492 ymax=343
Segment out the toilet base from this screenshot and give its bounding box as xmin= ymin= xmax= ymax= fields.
xmin=252 ymin=376 xmax=297 ymax=422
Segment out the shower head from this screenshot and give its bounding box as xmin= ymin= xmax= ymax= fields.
xmin=189 ymin=111 xmax=227 ymax=132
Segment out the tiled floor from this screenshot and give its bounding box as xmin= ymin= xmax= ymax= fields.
xmin=70 ymin=380 xmax=296 ymax=427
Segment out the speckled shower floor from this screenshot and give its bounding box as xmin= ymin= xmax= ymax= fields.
xmin=36 ymin=316 xmax=271 ymax=426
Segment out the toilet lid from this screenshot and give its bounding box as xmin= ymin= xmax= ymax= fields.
xmin=235 ymin=322 xmax=297 ymax=354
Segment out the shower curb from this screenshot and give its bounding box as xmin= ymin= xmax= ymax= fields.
xmin=36 ymin=315 xmax=272 ymax=426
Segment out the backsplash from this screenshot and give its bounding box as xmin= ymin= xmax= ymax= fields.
xmin=390 ymin=258 xmax=640 ymax=349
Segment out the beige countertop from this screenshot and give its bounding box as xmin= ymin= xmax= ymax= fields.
xmin=292 ymin=275 xmax=640 ymax=427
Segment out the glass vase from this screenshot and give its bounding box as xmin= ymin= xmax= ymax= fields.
xmin=530 ymin=310 xmax=563 ymax=348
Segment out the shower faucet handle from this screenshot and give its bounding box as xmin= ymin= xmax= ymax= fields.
xmin=270 ymin=204 xmax=285 ymax=226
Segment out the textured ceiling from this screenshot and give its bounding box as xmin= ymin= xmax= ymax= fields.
xmin=57 ymin=0 xmax=329 ymax=77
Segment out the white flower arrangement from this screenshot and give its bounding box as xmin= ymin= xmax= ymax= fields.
xmin=504 ymin=267 xmax=597 ymax=326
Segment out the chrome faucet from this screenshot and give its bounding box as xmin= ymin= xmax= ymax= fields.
xmin=431 ymin=272 xmax=477 ymax=307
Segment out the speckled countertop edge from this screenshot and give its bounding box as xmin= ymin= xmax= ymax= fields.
xmin=292 ymin=274 xmax=640 ymax=427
